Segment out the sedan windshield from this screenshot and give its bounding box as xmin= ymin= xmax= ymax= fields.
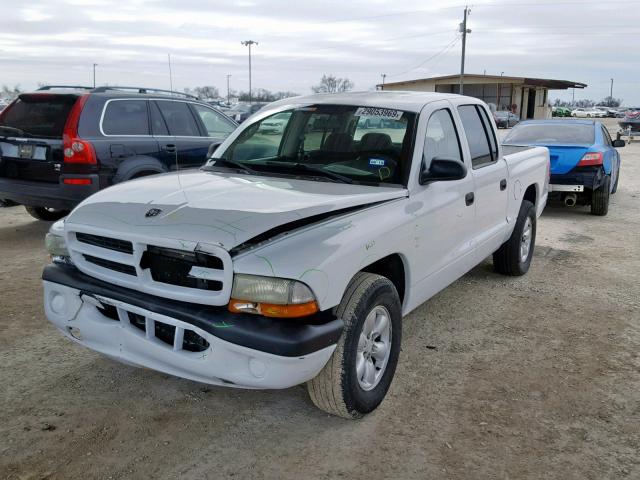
xmin=206 ymin=105 xmax=416 ymax=186
xmin=504 ymin=123 xmax=595 ymax=145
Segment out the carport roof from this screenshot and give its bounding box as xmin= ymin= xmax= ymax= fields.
xmin=380 ymin=74 xmax=587 ymax=90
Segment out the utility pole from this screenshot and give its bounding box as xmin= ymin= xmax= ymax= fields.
xmin=610 ymin=78 xmax=614 ymax=104
xmin=459 ymin=6 xmax=471 ymax=95
xmin=241 ymin=40 xmax=258 ymax=104
xmin=93 ymin=63 xmax=98 ymax=88
xmin=226 ymin=74 xmax=232 ymax=105
xmin=168 ymin=54 xmax=174 ymax=94
xmin=381 ymin=73 xmax=386 ymax=89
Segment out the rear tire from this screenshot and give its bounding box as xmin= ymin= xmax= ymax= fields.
xmin=24 ymin=206 xmax=69 ymax=221
xmin=307 ymin=272 xmax=402 ymax=419
xmin=591 ymin=175 xmax=610 ymax=216
xmin=493 ymin=200 xmax=536 ymax=276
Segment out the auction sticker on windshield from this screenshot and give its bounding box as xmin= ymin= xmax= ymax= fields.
xmin=355 ymin=107 xmax=403 ymax=120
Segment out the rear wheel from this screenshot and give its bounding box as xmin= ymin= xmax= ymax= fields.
xmin=24 ymin=206 xmax=69 ymax=221
xmin=493 ymin=200 xmax=536 ymax=276
xmin=591 ymin=175 xmax=610 ymax=216
xmin=307 ymin=272 xmax=402 ymax=419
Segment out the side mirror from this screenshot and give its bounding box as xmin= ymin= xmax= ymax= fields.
xmin=420 ymin=158 xmax=467 ymax=184
xmin=207 ymin=142 xmax=222 ymax=158
xmin=612 ymin=139 xmax=625 ymax=148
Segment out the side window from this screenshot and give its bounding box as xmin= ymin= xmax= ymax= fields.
xmin=601 ymin=126 xmax=612 ymax=146
xmin=457 ymin=105 xmax=494 ymax=168
xmin=155 ymin=100 xmax=200 ymax=136
xmin=149 ymin=101 xmax=168 ymax=136
xmin=102 ymin=100 xmax=149 ymax=136
xmin=191 ymin=104 xmax=236 ymax=137
xmin=423 ymin=109 xmax=462 ymax=168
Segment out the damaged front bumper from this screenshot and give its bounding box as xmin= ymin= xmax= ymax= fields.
xmin=42 ymin=264 xmax=342 ymax=389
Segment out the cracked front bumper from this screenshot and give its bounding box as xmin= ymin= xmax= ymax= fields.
xmin=42 ymin=265 xmax=342 ymax=389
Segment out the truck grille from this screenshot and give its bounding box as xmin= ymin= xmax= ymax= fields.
xmin=66 ymin=228 xmax=233 ymax=306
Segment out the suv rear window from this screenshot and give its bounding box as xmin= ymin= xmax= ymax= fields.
xmin=0 ymin=94 xmax=77 ymax=138
xmin=102 ymin=100 xmax=149 ymax=136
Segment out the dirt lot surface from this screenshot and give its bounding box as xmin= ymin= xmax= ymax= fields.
xmin=1 ymin=119 xmax=638 ymax=479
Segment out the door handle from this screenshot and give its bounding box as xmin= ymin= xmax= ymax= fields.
xmin=465 ymin=192 xmax=474 ymax=206
xmin=500 ymin=179 xmax=507 ymax=191
xmin=162 ymin=144 xmax=177 ymax=153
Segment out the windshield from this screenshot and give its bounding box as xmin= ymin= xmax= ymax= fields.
xmin=206 ymin=104 xmax=416 ymax=186
xmin=504 ymin=123 xmax=595 ymax=145
xmin=0 ymin=94 xmax=77 ymax=138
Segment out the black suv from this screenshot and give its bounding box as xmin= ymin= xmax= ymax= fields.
xmin=0 ymin=86 xmax=238 ymax=220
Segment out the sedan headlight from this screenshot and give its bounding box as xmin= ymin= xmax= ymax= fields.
xmin=229 ymin=274 xmax=318 ymax=318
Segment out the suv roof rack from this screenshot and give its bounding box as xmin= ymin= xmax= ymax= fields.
xmin=37 ymin=85 xmax=94 ymax=91
xmin=90 ymin=86 xmax=199 ymax=99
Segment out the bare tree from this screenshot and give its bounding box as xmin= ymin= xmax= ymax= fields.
xmin=311 ymin=75 xmax=354 ymax=94
xmin=184 ymin=86 xmax=220 ymax=100
xmin=1 ymin=85 xmax=21 ymax=100
xmin=600 ymin=96 xmax=622 ymax=108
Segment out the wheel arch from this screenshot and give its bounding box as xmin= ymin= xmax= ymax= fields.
xmin=112 ymin=156 xmax=168 ymax=183
xmin=359 ymin=253 xmax=407 ymax=306
xmin=523 ymin=183 xmax=537 ymax=206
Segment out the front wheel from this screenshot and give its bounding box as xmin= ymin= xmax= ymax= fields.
xmin=591 ymin=175 xmax=610 ymax=216
xmin=307 ymin=272 xmax=402 ymax=419
xmin=493 ymin=200 xmax=536 ymax=276
xmin=24 ymin=206 xmax=69 ymax=221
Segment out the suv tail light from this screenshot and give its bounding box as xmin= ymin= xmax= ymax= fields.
xmin=577 ymin=152 xmax=603 ymax=167
xmin=62 ymin=94 xmax=97 ymax=164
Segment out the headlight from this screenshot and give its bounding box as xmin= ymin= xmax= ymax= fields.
xmin=45 ymin=220 xmax=72 ymax=264
xmin=229 ymin=274 xmax=318 ymax=318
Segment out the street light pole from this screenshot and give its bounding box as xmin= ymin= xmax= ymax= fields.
xmin=610 ymin=78 xmax=614 ymax=104
xmin=381 ymin=73 xmax=386 ymax=90
xmin=226 ymin=74 xmax=231 ymax=105
xmin=93 ymin=63 xmax=98 ymax=88
xmin=241 ymin=40 xmax=258 ymax=104
xmin=459 ymin=6 xmax=471 ymax=95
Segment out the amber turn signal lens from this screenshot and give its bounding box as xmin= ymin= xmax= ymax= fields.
xmin=228 ymin=299 xmax=319 ymax=318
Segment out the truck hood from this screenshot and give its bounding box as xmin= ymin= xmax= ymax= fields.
xmin=66 ymin=170 xmax=408 ymax=250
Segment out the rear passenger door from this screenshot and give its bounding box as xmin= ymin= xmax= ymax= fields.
xmin=99 ymin=99 xmax=160 ymax=174
xmin=153 ymin=100 xmax=209 ymax=170
xmin=456 ymin=104 xmax=509 ymax=261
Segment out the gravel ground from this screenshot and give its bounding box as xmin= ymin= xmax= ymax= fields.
xmin=1 ymin=119 xmax=638 ymax=479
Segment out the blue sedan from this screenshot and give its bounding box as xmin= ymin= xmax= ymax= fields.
xmin=503 ymin=120 xmax=624 ymax=216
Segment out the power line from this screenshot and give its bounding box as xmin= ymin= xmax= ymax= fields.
xmin=388 ymin=35 xmax=461 ymax=78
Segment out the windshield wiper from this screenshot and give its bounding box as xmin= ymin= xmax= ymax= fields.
xmin=268 ymin=161 xmax=354 ymax=184
xmin=203 ymin=158 xmax=257 ymax=175
xmin=0 ymin=125 xmax=31 ymax=137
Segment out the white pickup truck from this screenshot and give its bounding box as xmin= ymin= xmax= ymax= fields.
xmin=43 ymin=92 xmax=549 ymax=418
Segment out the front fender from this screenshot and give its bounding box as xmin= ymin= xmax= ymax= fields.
xmin=232 ymin=198 xmax=414 ymax=311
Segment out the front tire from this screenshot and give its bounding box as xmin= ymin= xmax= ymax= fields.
xmin=24 ymin=206 xmax=69 ymax=221
xmin=493 ymin=200 xmax=536 ymax=276
xmin=307 ymin=272 xmax=402 ymax=419
xmin=591 ymin=175 xmax=610 ymax=216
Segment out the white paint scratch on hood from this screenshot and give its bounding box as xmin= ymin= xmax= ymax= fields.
xmin=66 ymin=170 xmax=408 ymax=250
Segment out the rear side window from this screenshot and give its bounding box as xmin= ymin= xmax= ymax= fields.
xmin=457 ymin=105 xmax=494 ymax=168
xmin=102 ymin=100 xmax=149 ymax=135
xmin=156 ymin=101 xmax=200 ymax=136
xmin=0 ymin=94 xmax=77 ymax=138
xmin=191 ymin=104 xmax=236 ymax=137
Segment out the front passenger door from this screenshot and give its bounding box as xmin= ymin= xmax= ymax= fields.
xmin=409 ymin=106 xmax=477 ymax=302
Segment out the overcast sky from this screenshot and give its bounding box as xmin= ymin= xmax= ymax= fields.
xmin=1 ymin=0 xmax=639 ymax=104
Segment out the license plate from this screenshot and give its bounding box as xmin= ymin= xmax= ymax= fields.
xmin=18 ymin=144 xmax=34 ymax=159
